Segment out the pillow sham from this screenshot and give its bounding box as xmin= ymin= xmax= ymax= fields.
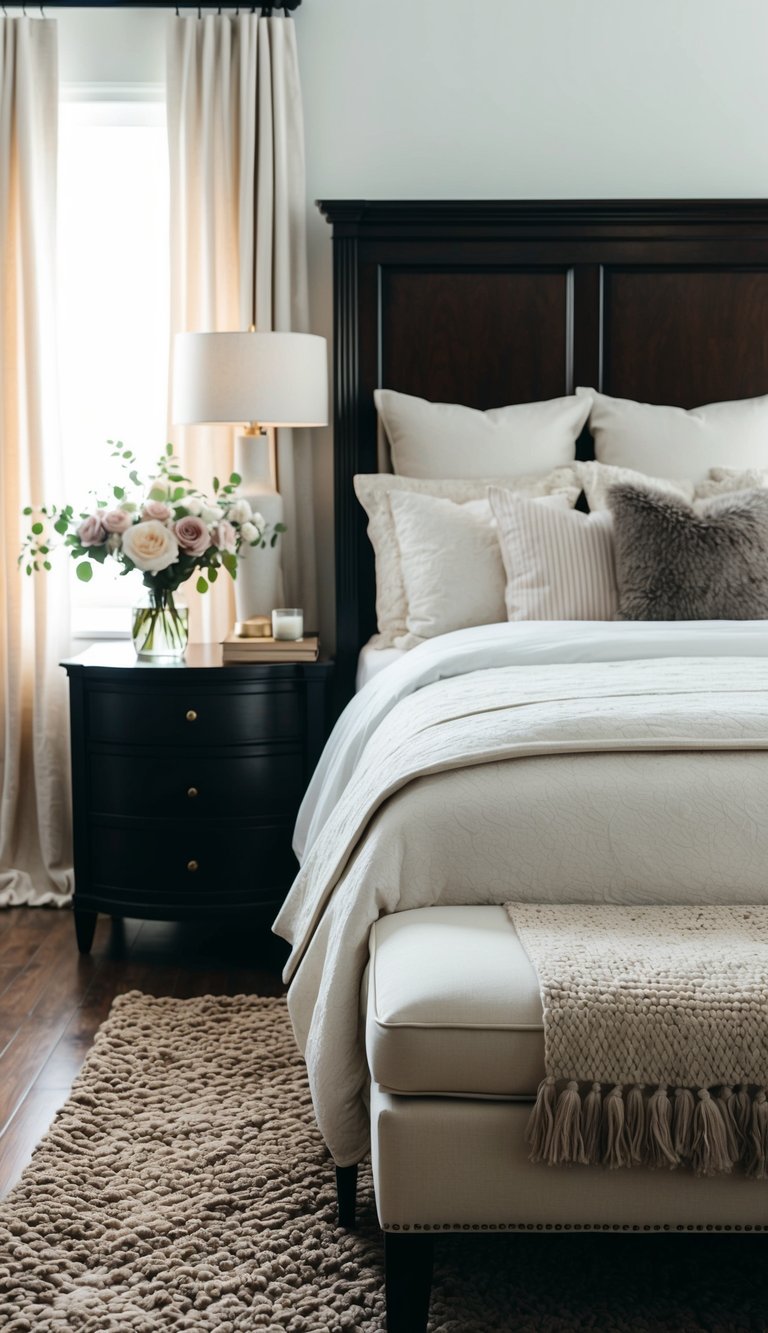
xmin=375 ymin=388 xmax=591 ymax=479
xmin=389 ymin=490 xmax=572 ymax=649
xmin=606 ymin=483 xmax=768 ymax=621
xmin=578 ymin=387 xmax=768 ymax=484
xmin=488 ymin=487 xmax=617 ymax=621
xmin=354 ymin=469 xmax=581 ymax=646
xmin=578 ymin=460 xmax=695 ymax=511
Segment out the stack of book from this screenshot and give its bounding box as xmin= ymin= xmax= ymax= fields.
xmin=222 ymin=632 xmax=319 ymax=664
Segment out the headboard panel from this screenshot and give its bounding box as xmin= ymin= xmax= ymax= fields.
xmin=318 ymin=199 xmax=768 ymax=707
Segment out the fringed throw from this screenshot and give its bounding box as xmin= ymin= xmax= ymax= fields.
xmin=505 ymin=904 xmax=768 ymax=1178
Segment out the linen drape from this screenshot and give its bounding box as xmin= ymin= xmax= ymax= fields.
xmin=167 ymin=15 xmax=315 ymax=645
xmin=0 ymin=18 xmax=72 ymax=906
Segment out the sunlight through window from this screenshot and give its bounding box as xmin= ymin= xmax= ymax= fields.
xmin=58 ymin=101 xmax=170 ymax=636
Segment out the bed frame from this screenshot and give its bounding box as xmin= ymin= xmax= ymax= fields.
xmin=319 ymin=197 xmax=768 ymax=706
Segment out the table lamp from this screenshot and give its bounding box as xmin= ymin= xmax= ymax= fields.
xmin=172 ymin=329 xmax=328 ymax=622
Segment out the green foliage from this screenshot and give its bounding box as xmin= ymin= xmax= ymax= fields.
xmin=221 ymin=550 xmax=237 ymax=580
xmin=19 ymin=438 xmax=286 ymax=597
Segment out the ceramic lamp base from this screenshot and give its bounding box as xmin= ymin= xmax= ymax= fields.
xmin=234 ymin=431 xmax=284 ymax=621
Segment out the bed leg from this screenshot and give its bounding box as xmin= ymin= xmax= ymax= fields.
xmin=336 ymin=1163 xmax=358 ymax=1228
xmin=384 ymin=1231 xmax=434 ymax=1333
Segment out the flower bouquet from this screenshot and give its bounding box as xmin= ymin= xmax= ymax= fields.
xmin=19 ymin=441 xmax=284 ymax=657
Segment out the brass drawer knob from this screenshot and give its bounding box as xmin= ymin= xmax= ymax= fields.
xmin=187 ymin=859 xmax=199 ymax=873
xmin=185 ymin=709 xmax=198 ymax=723
xmin=187 ymin=786 xmax=199 ymax=799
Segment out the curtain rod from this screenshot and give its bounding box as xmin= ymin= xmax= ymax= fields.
xmin=3 ymin=3 xmax=302 ymax=10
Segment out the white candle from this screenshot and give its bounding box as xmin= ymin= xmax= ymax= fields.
xmin=272 ymin=608 xmax=304 ymax=641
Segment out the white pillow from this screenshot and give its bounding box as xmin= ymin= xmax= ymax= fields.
xmin=578 ymin=460 xmax=695 ymax=511
xmin=375 ymin=388 xmax=591 ymax=479
xmin=579 ymin=387 xmax=768 ymax=485
xmin=488 ymin=486 xmax=617 ymax=621
xmin=389 ymin=491 xmax=572 ymax=649
xmin=354 ymin=469 xmax=581 ymax=647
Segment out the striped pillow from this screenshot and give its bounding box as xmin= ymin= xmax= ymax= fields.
xmin=488 ymin=487 xmax=617 ymax=620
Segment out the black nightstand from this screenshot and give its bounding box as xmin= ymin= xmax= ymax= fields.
xmin=61 ymin=644 xmax=333 ymax=953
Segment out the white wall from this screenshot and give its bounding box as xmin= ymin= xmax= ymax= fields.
xmin=54 ymin=0 xmax=768 ymax=646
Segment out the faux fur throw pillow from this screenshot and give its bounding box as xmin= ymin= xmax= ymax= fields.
xmin=607 ymin=483 xmax=768 ymax=620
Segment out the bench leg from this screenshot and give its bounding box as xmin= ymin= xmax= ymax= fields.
xmin=384 ymin=1231 xmax=434 ymax=1333
xmin=336 ymin=1163 xmax=358 ymax=1228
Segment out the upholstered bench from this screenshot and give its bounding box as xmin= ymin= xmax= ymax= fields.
xmin=338 ymin=905 xmax=768 ymax=1333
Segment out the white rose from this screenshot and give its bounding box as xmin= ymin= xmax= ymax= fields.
xmin=185 ymin=496 xmax=203 ymax=516
xmin=251 ymin=511 xmax=265 ymax=531
xmin=240 ymin=521 xmax=260 ymax=543
xmin=201 ymin=504 xmax=223 ymax=524
xmin=228 ymin=498 xmax=252 ymax=525
xmin=121 ymin=520 xmax=179 ymax=573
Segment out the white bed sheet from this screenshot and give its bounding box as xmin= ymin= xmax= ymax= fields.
xmin=355 ymin=640 xmax=404 ymax=692
xmin=296 ymin=619 xmax=768 ymax=863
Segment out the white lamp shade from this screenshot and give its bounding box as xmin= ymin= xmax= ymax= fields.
xmin=172 ymin=330 xmax=328 ymax=427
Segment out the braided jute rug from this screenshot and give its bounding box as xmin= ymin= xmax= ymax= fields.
xmin=1 ymin=993 xmax=767 ymax=1333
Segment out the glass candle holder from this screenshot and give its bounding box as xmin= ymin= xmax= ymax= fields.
xmin=272 ymin=608 xmax=303 ymax=641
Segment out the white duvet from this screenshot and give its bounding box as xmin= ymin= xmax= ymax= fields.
xmin=275 ymin=621 xmax=768 ymax=1165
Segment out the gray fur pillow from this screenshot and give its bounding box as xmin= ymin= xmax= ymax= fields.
xmin=606 ymin=483 xmax=768 ymax=620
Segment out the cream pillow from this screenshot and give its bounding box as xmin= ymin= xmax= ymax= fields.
xmin=375 ymin=388 xmax=591 ymax=479
xmin=354 ymin=469 xmax=580 ymax=646
xmin=489 ymin=487 xmax=617 ymax=621
xmin=389 ymin=491 xmax=573 ymax=649
xmin=694 ymin=466 xmax=768 ymax=500
xmin=579 ymin=387 xmax=768 ymax=484
xmin=578 ymin=460 xmax=695 ymax=511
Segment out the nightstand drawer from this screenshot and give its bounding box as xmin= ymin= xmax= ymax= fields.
xmin=89 ymin=750 xmax=304 ymax=819
xmin=90 ymin=824 xmax=298 ymax=897
xmin=87 ymin=684 xmax=303 ymax=746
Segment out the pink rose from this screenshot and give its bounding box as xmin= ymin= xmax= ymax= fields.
xmin=142 ymin=500 xmax=172 ymax=522
xmin=77 ymin=514 xmax=107 ymax=546
xmin=210 ymin=519 xmax=237 ymax=554
xmin=102 ymin=508 xmax=132 ymax=534
xmin=175 ymin=515 xmax=211 ymax=558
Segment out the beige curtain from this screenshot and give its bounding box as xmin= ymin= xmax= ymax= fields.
xmin=167 ymin=14 xmax=315 ymax=645
xmin=0 ymin=18 xmax=72 ymax=907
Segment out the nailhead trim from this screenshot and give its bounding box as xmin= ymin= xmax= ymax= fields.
xmin=381 ymin=1221 xmax=767 ymax=1233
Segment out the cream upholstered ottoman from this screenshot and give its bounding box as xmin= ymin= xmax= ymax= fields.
xmin=344 ymin=905 xmax=768 ymax=1333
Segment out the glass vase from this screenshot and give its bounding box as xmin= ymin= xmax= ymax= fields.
xmin=131 ymin=590 xmax=189 ymax=660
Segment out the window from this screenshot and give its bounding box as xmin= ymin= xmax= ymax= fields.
xmin=58 ymin=100 xmax=170 ymax=637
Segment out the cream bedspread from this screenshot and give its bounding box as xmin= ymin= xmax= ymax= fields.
xmin=274 ymin=624 xmax=768 ymax=1165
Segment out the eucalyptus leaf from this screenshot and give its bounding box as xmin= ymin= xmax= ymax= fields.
xmin=76 ymin=561 xmax=93 ymax=582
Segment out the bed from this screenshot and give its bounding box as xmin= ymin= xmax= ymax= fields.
xmin=274 ymin=200 xmax=768 ymax=1330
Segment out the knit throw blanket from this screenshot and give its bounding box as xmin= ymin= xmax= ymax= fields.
xmin=505 ymin=904 xmax=768 ymax=1178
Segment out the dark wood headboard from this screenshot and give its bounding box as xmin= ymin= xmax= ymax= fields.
xmin=318 ymin=198 xmax=768 ymax=706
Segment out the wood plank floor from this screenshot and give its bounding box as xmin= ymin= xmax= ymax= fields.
xmin=0 ymin=906 xmax=288 ymax=1199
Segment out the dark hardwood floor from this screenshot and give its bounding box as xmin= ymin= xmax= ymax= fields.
xmin=0 ymin=906 xmax=287 ymax=1199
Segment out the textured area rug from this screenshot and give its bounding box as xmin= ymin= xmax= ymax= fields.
xmin=1 ymin=992 xmax=767 ymax=1333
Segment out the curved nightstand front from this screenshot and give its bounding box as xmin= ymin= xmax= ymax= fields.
xmin=62 ymin=643 xmax=333 ymax=953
